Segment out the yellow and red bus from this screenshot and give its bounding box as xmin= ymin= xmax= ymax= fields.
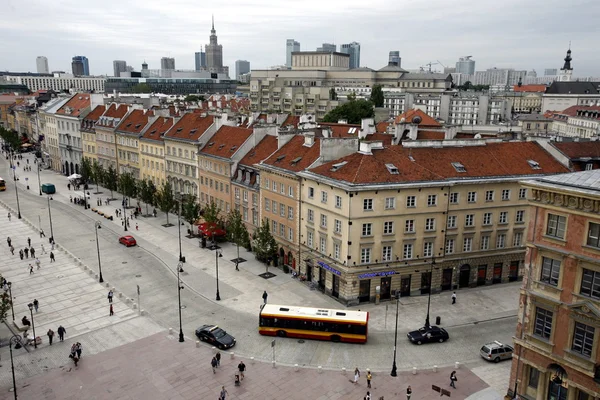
xmin=0 ymin=177 xmax=6 ymax=191
xmin=259 ymin=304 xmax=368 ymax=343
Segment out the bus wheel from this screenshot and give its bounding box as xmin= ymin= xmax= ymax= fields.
xmin=331 ymin=335 xmax=341 ymax=343
xmin=277 ymin=330 xmax=287 ymax=337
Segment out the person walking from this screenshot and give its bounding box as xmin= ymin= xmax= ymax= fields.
xmin=40 ymin=229 xmax=46 ymax=238
xmin=108 ymin=290 xmax=113 ymax=303
xmin=24 ymin=247 xmax=29 ymax=258
xmin=353 ymin=367 xmax=360 ymax=384
xmin=47 ymin=328 xmax=54 ymax=345
xmin=211 ymin=357 xmax=218 ymax=374
xmin=29 ymin=264 xmax=34 ymax=275
xmin=406 ymin=386 xmax=412 ymax=400
xmin=7 ymin=236 xmax=11 ymax=247
xmin=219 ymin=386 xmax=228 ymax=400
xmin=135 ymin=223 xmax=138 ymax=231
xmin=57 ymin=325 xmax=66 ymax=341
xmin=237 ymin=361 xmax=246 ymax=380
xmin=19 ymin=249 xmax=24 ymax=260
xmin=452 ymin=292 xmax=457 ymax=304
xmin=450 ymin=371 xmax=457 ymax=389
xmin=30 ymin=247 xmax=36 ymax=258
xmin=10 ymin=245 xmax=14 ymax=255
xmin=7 ymin=212 xmax=11 ymax=221
xmin=41 ymin=244 xmax=46 ymax=254
xmin=33 ymin=299 xmax=39 ymax=312
xmin=27 ymin=237 xmax=31 ymax=247
xmin=109 ymin=304 xmax=114 ymax=316
xmin=35 ymin=258 xmax=41 ymax=270
xmin=262 ymin=290 xmax=268 ymax=304
xmin=76 ymin=342 xmax=82 ymax=359
xmin=215 ymin=351 xmax=221 ymax=367
xmin=50 ymin=251 xmax=55 ymax=262
xmin=365 ymin=391 xmax=371 ymax=400
xmin=366 ymin=369 xmax=372 ymax=388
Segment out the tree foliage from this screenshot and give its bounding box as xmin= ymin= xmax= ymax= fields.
xmin=104 ymin=165 xmax=118 ymax=198
xmin=202 ymin=201 xmax=220 ymax=224
xmin=139 ymin=179 xmax=156 ymax=216
xmin=0 ymin=274 xmax=10 ymax=324
xmin=0 ymin=127 xmax=21 ymax=152
xmin=118 ymin=172 xmax=137 ymax=200
xmin=80 ymin=157 xmax=92 ymax=183
xmin=132 ymin=83 xmax=151 ymax=93
xmin=322 ymin=99 xmax=374 ymax=124
xmin=370 ymin=85 xmax=384 ymax=107
xmin=157 ymin=181 xmax=175 ymax=225
xmin=91 ymin=160 xmax=105 ymax=193
xmin=184 ymin=95 xmax=200 ymax=102
xmin=329 ymin=88 xmax=337 ymax=101
xmin=253 ymin=218 xmax=278 ymax=265
xmin=456 ymin=81 xmax=490 ymax=92
xmin=227 ymin=209 xmax=250 ymax=260
xmin=182 ymin=194 xmax=201 ymax=229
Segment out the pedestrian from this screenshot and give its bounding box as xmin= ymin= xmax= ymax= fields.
xmin=35 ymin=258 xmax=41 ymax=270
xmin=452 ymin=291 xmax=457 ymax=304
xmin=7 ymin=212 xmax=11 ymax=221
xmin=365 ymin=391 xmax=371 ymax=400
xmin=219 ymin=386 xmax=228 ymax=400
xmin=7 ymin=236 xmax=11 ymax=247
xmin=57 ymin=325 xmax=66 ymax=341
xmin=27 ymin=237 xmax=31 ymax=247
xmin=211 ymin=357 xmax=218 ymax=374
xmin=366 ymin=369 xmax=372 ymax=388
xmin=31 ymin=247 xmax=35 ymax=258
xmin=237 ymin=361 xmax=246 ymax=380
xmin=354 ymin=367 xmax=360 ymax=384
xmin=406 ymin=386 xmax=412 ymax=400
xmin=40 ymin=229 xmax=45 ymax=238
xmin=109 ymin=304 xmax=114 ymax=316
xmin=41 ymin=244 xmax=46 ymax=254
xmin=67 ymin=183 xmax=71 ymax=190
xmin=115 ymin=209 xmax=118 ymax=217
xmin=51 ymin=241 xmax=55 ymax=250
xmin=215 ymin=351 xmax=221 ymax=367
xmin=50 ymin=251 xmax=55 ymax=262
xmin=33 ymin=299 xmax=39 ymax=312
xmin=24 ymin=247 xmax=29 ymax=258
xmin=262 ymin=290 xmax=268 ymax=304
xmin=76 ymin=342 xmax=82 ymax=358
xmin=450 ymin=371 xmax=457 ymax=389
xmin=47 ymin=328 xmax=54 ymax=345
xmin=135 ymin=223 xmax=138 ymax=231
xmin=10 ymin=245 xmax=14 ymax=255
xmin=19 ymin=249 xmax=23 ymax=260
xmin=108 ymin=290 xmax=113 ymax=303
xmin=29 ymin=264 xmax=34 ymax=274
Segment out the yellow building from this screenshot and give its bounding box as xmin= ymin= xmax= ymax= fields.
xmin=140 ymin=116 xmax=172 ymax=187
xmin=95 ymin=103 xmax=128 ymax=171
xmin=80 ymin=105 xmax=106 ymax=162
xmin=115 ymin=109 xmax=154 ymax=178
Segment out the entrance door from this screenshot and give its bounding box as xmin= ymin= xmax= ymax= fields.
xmin=547 ymin=381 xmax=567 ymax=400
xmin=318 ymin=267 xmax=326 ymax=291
xmin=441 ymin=268 xmax=453 ymax=291
xmin=477 ymin=265 xmax=487 ymax=286
xmin=380 ymin=277 xmax=391 ymax=300
xmin=359 ymin=280 xmax=371 ymax=303
xmin=509 ymin=261 xmax=519 ymax=282
xmin=493 ymin=263 xmax=503 ymax=284
xmin=400 ymin=275 xmax=411 ymax=297
xmin=459 ymin=265 xmax=471 ymax=288
xmin=421 ymin=271 xmax=432 ymax=295
xmin=332 ymin=275 xmax=339 ymax=298
xmin=306 ymin=262 xmax=313 ymax=282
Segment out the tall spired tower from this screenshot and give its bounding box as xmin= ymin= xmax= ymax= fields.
xmin=558 ymin=46 xmax=573 ymax=82
xmin=206 ymin=15 xmax=223 ymax=69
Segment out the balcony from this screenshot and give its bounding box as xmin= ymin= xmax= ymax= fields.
xmin=66 ymin=145 xmax=72 ymax=151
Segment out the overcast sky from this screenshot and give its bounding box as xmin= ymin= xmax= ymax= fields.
xmin=1 ymin=0 xmax=599 ymax=77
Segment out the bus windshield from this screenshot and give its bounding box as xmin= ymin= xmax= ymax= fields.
xmin=0 ymin=178 xmax=6 ymax=191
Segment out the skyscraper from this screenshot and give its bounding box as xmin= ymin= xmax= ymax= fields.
xmin=388 ymin=51 xmax=401 ymax=67
xmin=286 ymin=39 xmax=300 ymax=68
xmin=235 ymin=60 xmax=250 ymax=81
xmin=36 ymin=56 xmax=49 ymax=74
xmin=340 ymin=42 xmax=360 ymax=69
xmin=206 ymin=16 xmax=223 ymax=69
xmin=316 ymin=43 xmax=336 ymax=52
xmin=544 ymin=68 xmax=558 ymax=76
xmin=72 ymin=56 xmax=89 ymax=76
xmin=113 ymin=60 xmax=127 ymax=77
xmin=455 ymin=56 xmax=475 ymax=75
xmin=195 ymin=47 xmax=207 ymax=71
xmin=161 ymin=57 xmax=175 ymax=70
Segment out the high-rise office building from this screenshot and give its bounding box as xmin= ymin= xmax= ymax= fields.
xmin=340 ymin=42 xmax=361 ymax=69
xmin=195 ymin=47 xmax=207 ymax=71
xmin=235 ymin=60 xmax=250 ymax=81
xmin=161 ymin=57 xmax=175 ymax=70
xmin=286 ymin=39 xmax=300 ymax=68
xmin=316 ymin=43 xmax=336 ymax=52
xmin=455 ymin=56 xmax=475 ymax=75
xmin=72 ymin=56 xmax=89 ymax=76
xmin=142 ymin=61 xmax=148 ymax=71
xmin=36 ymin=56 xmax=49 ymax=74
xmin=206 ymin=16 xmax=223 ymax=69
xmin=113 ymin=60 xmax=127 ymax=77
xmin=388 ymin=51 xmax=401 ymax=67
xmin=544 ymin=68 xmax=558 ymax=76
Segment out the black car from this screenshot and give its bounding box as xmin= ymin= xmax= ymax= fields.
xmin=195 ymin=325 xmax=236 ymax=349
xmin=407 ymin=326 xmax=449 ymax=345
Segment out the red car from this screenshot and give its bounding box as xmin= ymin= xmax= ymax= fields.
xmin=119 ymin=235 xmax=137 ymax=247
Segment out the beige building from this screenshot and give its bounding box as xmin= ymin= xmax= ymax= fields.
xmin=81 ymin=105 xmax=106 ymax=162
xmin=95 ymin=103 xmax=128 ymax=170
xmin=38 ymin=96 xmax=71 ymax=171
xmin=140 ymin=116 xmax=172 ymax=187
xmin=297 ymin=140 xmax=570 ymax=305
xmin=291 ymin=52 xmax=350 ymax=70
xmin=115 ymin=108 xmax=154 ymax=178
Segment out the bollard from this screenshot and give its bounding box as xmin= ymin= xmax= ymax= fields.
xmin=455 ymin=362 xmax=460 ymax=369
xmin=83 ymin=265 xmax=88 ymax=270
xmin=105 ymin=283 xmax=110 ymax=288
xmin=132 ymin=303 xmax=137 ymax=309
xmin=112 ymin=287 xmax=116 ymax=292
xmin=272 ymin=360 xmax=276 ymax=368
xmin=169 ymin=328 xmax=173 ymax=335
xmin=196 ymin=341 xmax=200 ymax=348
xmin=141 ymin=310 xmax=146 ymax=316
xmin=88 ymin=270 xmax=93 ymax=275
xmin=230 ymin=352 xmax=234 ymax=359
xmin=250 ymin=357 xmax=255 ymax=364
xmin=433 ymin=365 xmax=438 ymax=372
xmin=342 ymin=367 xmax=346 ymax=374
xmin=212 ymin=346 xmax=216 ymax=353
xmin=118 ymin=292 xmax=124 ymax=298
xmin=412 ymin=367 xmax=417 ymax=375
xmin=318 ymin=366 xmax=322 ymax=374
xmin=94 ymin=274 xmax=98 ymax=279
xmin=294 ymin=364 xmax=299 ymax=371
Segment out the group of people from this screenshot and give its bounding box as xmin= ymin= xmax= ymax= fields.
xmin=69 ymin=194 xmax=89 ymax=207
xmin=7 ymin=235 xmax=55 ymax=269
xmin=69 ymin=342 xmax=83 ymax=366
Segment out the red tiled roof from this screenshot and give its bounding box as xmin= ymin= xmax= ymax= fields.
xmin=364 ymin=133 xmax=393 ymax=145
xmin=56 ymin=93 xmax=90 ymax=117
xmin=141 ymin=117 xmax=174 ymax=142
xmin=553 ymin=141 xmax=600 ymax=159
xmin=318 ymin=122 xmax=361 ymax=138
xmin=513 ymin=84 xmax=547 ymax=93
xmin=376 ymin=121 xmax=391 ymax=133
xmin=165 ymin=113 xmax=215 ymax=141
xmin=200 ymin=125 xmax=253 ymax=157
xmin=282 ymin=115 xmax=300 ymax=128
xmin=394 ymin=109 xmax=441 ymax=127
xmin=239 ymin=136 xmax=279 ymax=168
xmin=307 ymin=142 xmax=569 ymax=185
xmin=96 ymin=103 xmax=129 ymax=127
xmin=548 ymin=105 xmax=600 ymax=118
xmin=416 ymin=130 xmax=445 ymax=140
xmin=262 ymin=135 xmax=322 ymax=173
xmin=117 ymin=109 xmax=154 ymax=134
xmin=84 ymin=105 xmax=106 ymax=122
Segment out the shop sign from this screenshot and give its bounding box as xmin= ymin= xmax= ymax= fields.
xmin=317 ymin=260 xmax=341 ymax=276
xmin=358 ymin=271 xmax=396 ymax=279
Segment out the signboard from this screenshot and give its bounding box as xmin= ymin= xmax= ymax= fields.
xmin=317 ymin=261 xmax=341 ymax=276
xmin=358 ymin=271 xmax=396 ymax=279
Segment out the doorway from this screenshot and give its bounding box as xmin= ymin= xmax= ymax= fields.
xmin=477 ymin=265 xmax=487 ymax=286
xmin=359 ymin=280 xmax=371 ymax=303
xmin=421 ymin=271 xmax=432 ymax=295
xmin=318 ymin=267 xmax=326 ymax=291
xmin=306 ymin=262 xmax=313 ymax=282
xmin=441 ymin=268 xmax=453 ymax=291
xmin=493 ymin=263 xmax=503 ymax=284
xmin=509 ymin=261 xmax=519 ymax=282
xmin=380 ymin=277 xmax=391 ymax=300
xmin=400 ymin=275 xmax=411 ymax=297
xmin=332 ymin=275 xmax=339 ymax=298
xmin=459 ymin=264 xmax=471 ymax=288
xmin=279 ymin=248 xmax=285 ymax=266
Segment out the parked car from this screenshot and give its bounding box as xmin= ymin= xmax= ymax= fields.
xmin=480 ymin=341 xmax=514 ymax=362
xmin=118 ymin=235 xmax=137 ymax=247
xmin=195 ymin=325 xmax=236 ymax=349
xmin=407 ymin=325 xmax=449 ymax=345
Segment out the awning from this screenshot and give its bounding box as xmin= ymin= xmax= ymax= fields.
xmin=73 ymin=191 xmax=90 ymax=199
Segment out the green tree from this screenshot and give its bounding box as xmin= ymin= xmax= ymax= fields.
xmin=329 ymin=88 xmax=337 ymax=101
xmin=118 ymin=172 xmax=137 ymax=204
xmin=91 ymin=160 xmax=105 ymax=194
xmin=370 ymin=85 xmax=384 ymax=107
xmin=157 ymin=181 xmax=176 ymax=225
xmin=138 ymin=179 xmax=156 ymax=216
xmin=184 ymin=95 xmax=200 ymax=102
xmin=0 ymin=127 xmax=21 ymax=153
xmin=132 ymin=83 xmax=151 ymax=93
xmin=253 ymin=218 xmax=278 ymax=269
xmin=104 ymin=165 xmax=118 ymax=199
xmin=322 ymin=99 xmax=374 ymax=124
xmin=182 ymin=194 xmax=201 ymax=231
xmin=202 ymin=200 xmax=220 ymax=224
xmin=227 ymin=209 xmax=250 ymax=264
xmin=0 ymin=274 xmax=11 ymax=325
xmin=80 ymin=157 xmax=92 ymax=184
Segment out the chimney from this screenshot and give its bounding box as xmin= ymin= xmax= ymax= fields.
xmin=444 ymin=125 xmax=458 ymax=140
xmin=304 ymin=134 xmax=315 ymax=147
xmin=359 ymin=118 xmax=375 ymax=139
xmin=359 ymin=140 xmax=384 ymax=155
xmin=337 ymin=119 xmax=348 ymax=124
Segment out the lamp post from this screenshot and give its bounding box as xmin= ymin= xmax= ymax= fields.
xmin=390 ymin=293 xmax=400 ymax=377
xmin=9 ymin=334 xmax=24 ymax=399
xmin=424 ymin=257 xmax=436 ymax=328
xmin=177 ymin=261 xmax=185 ymax=342
xmin=47 ymin=195 xmax=54 ymax=243
xmin=7 ymin=281 xmax=14 ymax=321
xmin=215 ymin=249 xmax=223 ymax=301
xmin=37 ymin=163 xmax=42 ymax=195
xmin=95 ymin=221 xmax=104 ymax=283
xmin=12 ymin=164 xmax=21 ymax=219
xmin=177 ymin=197 xmax=184 ymax=262
xmin=27 ymin=303 xmax=37 ymax=349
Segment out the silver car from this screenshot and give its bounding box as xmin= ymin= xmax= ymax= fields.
xmin=480 ymin=340 xmax=513 ymax=363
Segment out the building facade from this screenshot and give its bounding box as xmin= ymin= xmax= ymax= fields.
xmin=286 ymin=40 xmax=300 ymax=68
xmin=508 ymin=169 xmax=600 ymax=399
xmin=115 ymin=108 xmax=154 ymax=178
xmin=3 ymin=74 xmax=105 ymax=93
xmin=160 ymin=57 xmax=175 ymax=70
xmin=36 ymin=56 xmax=49 ymax=74
xmin=140 ymin=116 xmax=172 ymax=186
xmin=235 ymin=60 xmax=250 ymax=81
xmin=104 ymin=77 xmax=236 ymax=95
xmin=81 ymin=104 xmax=106 ymax=163
xmin=38 ymin=96 xmax=71 ymax=171
xmin=340 ymin=42 xmax=361 ymax=69
xmin=55 ymin=94 xmax=92 ymax=176
xmin=113 ymin=60 xmax=127 ymax=77
xmin=72 ymin=56 xmax=90 ymax=76
xmin=455 ymin=56 xmax=475 ymax=75
xmin=95 ymin=103 xmax=128 ymax=170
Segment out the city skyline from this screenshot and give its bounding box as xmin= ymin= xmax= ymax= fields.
xmin=0 ymin=0 xmax=598 ymax=77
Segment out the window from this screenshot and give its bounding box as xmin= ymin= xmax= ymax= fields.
xmin=362 ymin=223 xmax=372 ymax=236
xmin=406 ymin=196 xmax=416 ymax=208
xmin=546 ymin=214 xmax=566 ymax=239
xmin=572 ymin=322 xmax=595 ymax=357
xmin=320 ymin=214 xmax=327 ymax=228
xmin=308 ymin=187 xmax=314 ymax=199
xmin=580 ymin=269 xmax=600 ymax=299
xmin=513 ymin=232 xmax=523 ymax=247
xmin=465 ymin=214 xmax=474 ymax=227
xmin=449 ymin=193 xmax=459 ymax=204
xmin=496 ymin=234 xmax=506 ymax=249
xmin=321 ymin=191 xmax=328 ymax=203
xmin=307 ymin=231 xmax=313 ymax=247
xmin=361 ymin=248 xmax=371 ymax=264
xmin=334 ymin=219 xmax=342 ymax=234
xmin=280 ymin=224 xmax=285 ymax=237
xmin=445 ymin=239 xmax=455 ymax=254
xmin=272 ymin=220 xmax=277 ymax=234
xmin=288 ymin=186 xmax=294 ymax=197
xmin=265 ymin=199 xmax=270 ymax=211
xmin=540 ymin=257 xmax=560 ymax=286
xmin=519 ymin=188 xmax=527 ymax=199
xmin=363 ymin=199 xmax=373 ymax=211
xmin=534 ymin=307 xmax=553 ymax=339
xmin=587 ymin=222 xmax=600 ymax=248
xmin=447 ymin=215 xmax=457 ymax=229
xmin=272 ymin=201 xmax=278 ymax=214
xmin=280 ymin=184 xmax=285 ymax=194
xmin=333 ymin=243 xmax=340 ymax=260
xmin=264 ymin=178 xmax=269 ymax=189
xmin=467 ymin=191 xmax=477 ymax=203
xmin=528 ymin=367 xmax=540 ymax=389
xmin=403 ymin=243 xmax=413 ymax=259
xmin=485 ymin=190 xmax=494 ymax=202
xmin=382 ymin=246 xmax=392 ymax=262
xmin=320 ymin=236 xmax=326 ymax=253
xmin=384 ymin=197 xmax=396 ymax=210
xmin=499 ymin=212 xmax=508 ymax=224
xmin=335 ymin=195 xmax=342 ymax=208
xmin=405 ymin=219 xmax=415 ymax=233
xmin=427 ymin=194 xmax=437 ymax=206
xmin=481 ymin=235 xmax=490 ymax=250
xmin=383 ymin=221 xmax=394 ymax=235
xmin=288 ymin=206 xmax=294 ymax=219
xmin=425 ymin=218 xmax=435 ymax=231
xmin=423 ymin=242 xmax=433 ymax=257
xmin=501 ymin=189 xmax=511 ymax=201
xmin=307 ymin=209 xmax=314 ymax=222
xmin=516 ymin=210 xmax=525 ymax=223
xmin=288 ymin=228 xmax=293 ymax=241
xmin=272 ymin=181 xmax=277 ymax=191
xmin=483 ymin=212 xmax=492 ymax=225
xmin=280 ymin=204 xmax=285 ymax=217
xmin=463 ymin=237 xmax=472 ymax=252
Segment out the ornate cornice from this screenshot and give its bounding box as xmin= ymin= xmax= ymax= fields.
xmin=531 ymin=188 xmax=600 ymax=213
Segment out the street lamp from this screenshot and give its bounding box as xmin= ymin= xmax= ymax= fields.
xmin=7 ymin=281 xmax=14 ymax=321
xmin=95 ymin=221 xmax=104 ymax=283
xmin=390 ymin=292 xmax=400 ymax=377
xmin=122 ymin=195 xmax=128 ymax=231
xmin=37 ymin=163 xmax=42 ymax=195
xmin=215 ymin=249 xmax=223 ymax=301
xmin=177 ymin=196 xmax=184 ymax=262
xmin=12 ymin=164 xmax=21 ymax=219
xmin=27 ymin=303 xmax=37 ymax=349
xmin=424 ymin=257 xmax=436 ymax=328
xmin=9 ymin=334 xmax=24 ymax=399
xmin=177 ymin=261 xmax=185 ymax=343
xmin=47 ymin=195 xmax=54 ymax=243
